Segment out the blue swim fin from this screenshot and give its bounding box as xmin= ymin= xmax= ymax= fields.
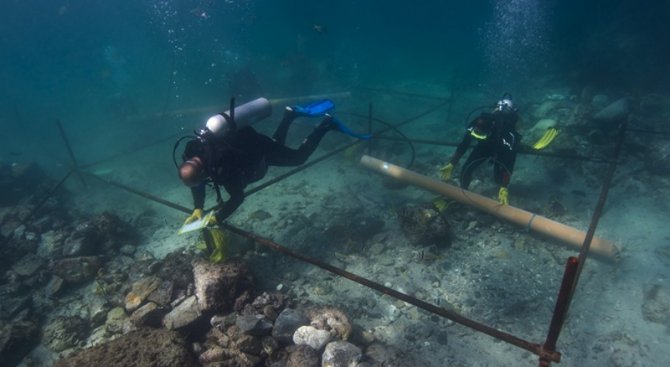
xmin=332 ymin=117 xmax=372 ymax=140
xmin=292 ymin=99 xmax=335 ymax=117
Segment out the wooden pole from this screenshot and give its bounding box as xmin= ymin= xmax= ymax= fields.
xmin=359 ymin=155 xmax=619 ymax=261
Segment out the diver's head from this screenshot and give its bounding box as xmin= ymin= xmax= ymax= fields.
xmin=496 ymin=98 xmax=514 ymax=113
xmin=179 ymin=156 xmax=206 ymax=187
xmin=496 ymin=93 xmax=515 ymax=113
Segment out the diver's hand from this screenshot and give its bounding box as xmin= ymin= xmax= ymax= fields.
xmin=439 ymin=163 xmax=454 ymax=181
xmin=184 ymin=209 xmax=204 ymax=225
xmin=498 ymin=187 xmax=509 ymax=205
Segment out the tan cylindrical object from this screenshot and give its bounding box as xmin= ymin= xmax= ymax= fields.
xmin=360 ymin=155 xmax=619 ymax=261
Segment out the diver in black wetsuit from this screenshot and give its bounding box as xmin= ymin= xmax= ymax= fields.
xmin=440 ymin=94 xmax=521 ymax=205
xmin=179 ymin=106 xmax=335 ymax=224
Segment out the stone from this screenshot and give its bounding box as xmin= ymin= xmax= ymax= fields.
xmin=593 ymin=97 xmax=629 ymax=122
xmin=193 ymin=260 xmax=253 ymax=313
xmin=235 ymin=334 xmax=262 ymax=355
xmin=53 ymin=328 xmax=198 ymax=367
xmin=147 ymin=280 xmax=174 ymax=307
xmin=105 ymin=307 xmax=129 ymax=334
xmin=125 ymin=276 xmax=161 ymax=312
xmin=12 ymin=254 xmax=45 ymax=277
xmin=321 ymin=341 xmax=361 ymax=367
xmin=307 ymin=307 xmax=352 ymax=341
xmin=293 ymin=325 xmax=332 ymax=351
xmin=396 ymin=204 xmax=452 ymax=248
xmin=129 ymin=302 xmax=164 ymax=327
xmin=272 ymin=308 xmax=310 ymax=344
xmin=0 ymin=310 xmax=40 ymax=366
xmin=44 ymin=275 xmax=64 ymax=297
xmin=42 ymin=316 xmax=89 ymax=353
xmin=287 ymin=344 xmax=319 ymax=367
xmin=163 ymin=295 xmax=202 ymax=330
xmin=50 ymin=256 xmax=101 ymax=283
xmin=236 ymin=314 xmax=273 ymax=336
xmin=37 ymin=230 xmax=65 ymax=259
xmin=88 ymin=296 xmax=111 ymax=327
xmin=641 ymin=284 xmax=670 ymax=325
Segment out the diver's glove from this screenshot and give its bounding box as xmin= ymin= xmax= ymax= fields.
xmin=439 ymin=163 xmax=454 ymax=181
xmin=498 ymin=187 xmax=509 ymax=205
xmin=184 ymin=209 xmax=204 ymax=225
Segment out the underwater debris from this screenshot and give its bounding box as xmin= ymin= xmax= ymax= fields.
xmin=395 ymin=203 xmax=452 ymax=248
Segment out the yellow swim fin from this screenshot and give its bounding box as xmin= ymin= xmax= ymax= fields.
xmin=532 ymin=128 xmax=558 ymax=150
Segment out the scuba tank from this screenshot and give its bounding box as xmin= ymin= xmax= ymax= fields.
xmin=199 ymin=97 xmax=272 ymax=138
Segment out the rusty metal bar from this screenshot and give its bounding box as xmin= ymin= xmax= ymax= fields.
xmin=56 ymin=119 xmax=86 ymax=187
xmin=539 ymin=256 xmax=579 ymax=366
xmin=537 ymin=120 xmax=628 ymax=366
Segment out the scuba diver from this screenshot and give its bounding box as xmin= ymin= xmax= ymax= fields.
xmin=175 ymin=97 xmax=369 ymax=261
xmin=439 ymin=94 xmax=521 ymax=205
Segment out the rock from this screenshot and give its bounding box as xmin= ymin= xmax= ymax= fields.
xmin=211 ymin=313 xmax=237 ymax=331
xmin=105 ymin=307 xmax=129 ymax=334
xmin=0 ymin=310 xmax=40 ymax=366
xmin=37 ymin=230 xmax=65 ymax=259
xmin=12 ymin=254 xmax=45 ymax=277
xmin=306 ymin=307 xmax=352 ymax=341
xmin=272 ymin=308 xmax=310 ymax=345
xmin=53 ymin=328 xmax=198 ymax=367
xmin=163 ymin=295 xmax=202 ymax=330
xmin=293 ymin=325 xmax=332 ymax=351
xmin=44 ymin=275 xmax=64 ymax=297
xmin=321 ymin=341 xmax=361 ymax=367
xmin=199 ymin=346 xmax=225 ymax=364
xmin=235 ymin=334 xmax=263 ymax=355
xmin=146 ymin=280 xmax=174 ymax=307
xmin=88 ymin=296 xmax=111 ymax=327
xmin=42 ymin=316 xmax=89 ymax=353
xmin=287 ymin=344 xmax=320 ymax=367
xmin=193 ymin=260 xmax=253 ymax=313
xmin=129 ymin=302 xmax=164 ymax=327
xmin=125 ymin=276 xmax=161 ymax=312
xmin=50 ymin=256 xmax=101 ymax=283
xmin=396 ymin=204 xmax=452 ymax=248
xmin=641 ymin=284 xmax=670 ymax=325
xmin=236 ymin=314 xmax=273 ymax=336
xmin=593 ymin=97 xmax=629 ymax=122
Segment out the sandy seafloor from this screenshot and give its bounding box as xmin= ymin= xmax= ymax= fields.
xmin=39 ymin=79 xmax=670 ymax=367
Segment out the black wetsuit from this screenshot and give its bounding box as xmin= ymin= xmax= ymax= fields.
xmin=188 ymin=110 xmax=331 ymax=221
xmin=450 ymin=111 xmax=521 ymax=189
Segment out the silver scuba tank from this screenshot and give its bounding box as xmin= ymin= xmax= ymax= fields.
xmin=203 ymin=97 xmax=272 ymax=137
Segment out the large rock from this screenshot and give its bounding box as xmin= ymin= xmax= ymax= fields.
xmin=193 ymin=260 xmax=253 ymax=313
xmin=287 ymin=344 xmax=320 ymax=367
xmin=50 ymin=256 xmax=101 ymax=283
xmin=42 ymin=316 xmax=89 ymax=353
xmin=0 ymin=310 xmax=40 ymax=367
xmin=321 ymin=341 xmax=361 ymax=367
xmin=236 ymin=314 xmax=273 ymax=336
xmin=593 ymin=97 xmax=629 ymax=123
xmin=272 ymin=308 xmax=310 ymax=345
xmin=396 ymin=204 xmax=452 ymax=248
xmin=293 ymin=325 xmax=332 ymax=351
xmin=163 ymin=295 xmax=202 ymax=330
xmin=12 ymin=253 xmax=46 ymax=277
xmin=306 ymin=307 xmax=352 ymax=341
xmin=62 ymin=213 xmax=138 ymax=257
xmin=125 ymin=276 xmax=161 ymax=312
xmin=53 ymin=328 xmax=198 ymax=367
